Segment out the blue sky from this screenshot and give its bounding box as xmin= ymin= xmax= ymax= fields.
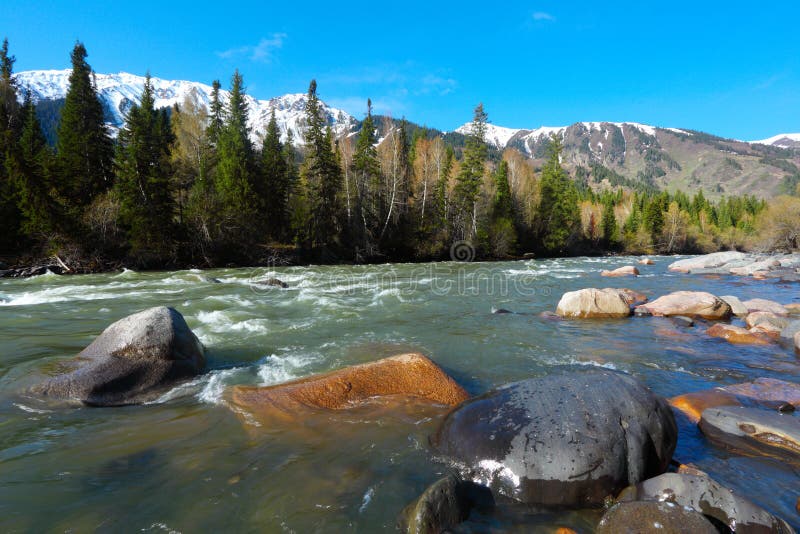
xmin=5 ymin=1 xmax=799 ymax=139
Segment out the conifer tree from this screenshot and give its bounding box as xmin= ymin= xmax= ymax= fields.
xmin=206 ymin=79 xmax=223 ymax=145
xmin=114 ymin=74 xmax=176 ymax=261
xmin=260 ymin=109 xmax=290 ymax=239
xmin=55 ymin=42 xmax=113 ymax=219
xmin=302 ymin=80 xmax=342 ymax=248
xmin=351 ymin=99 xmax=381 ymax=249
xmin=8 ymin=92 xmax=56 ymax=237
xmin=537 ymin=134 xmax=579 ymax=254
xmin=453 ymin=103 xmax=487 ymax=240
xmin=600 ymin=198 xmax=619 ymax=245
xmin=0 ymin=37 xmax=22 ymax=250
xmin=489 ymin=159 xmax=516 ymax=256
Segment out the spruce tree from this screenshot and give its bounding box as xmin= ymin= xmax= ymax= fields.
xmin=489 ymin=159 xmax=516 ymax=256
xmin=206 ymin=79 xmax=223 ymax=145
xmin=453 ymin=103 xmax=487 ymax=240
xmin=0 ymin=37 xmax=22 ymax=250
xmin=55 ymin=42 xmax=113 ymax=221
xmin=114 ymin=74 xmax=176 ymax=262
xmin=351 ymin=99 xmax=381 ymax=248
xmin=537 ymin=134 xmax=579 ymax=254
xmin=260 ymin=109 xmax=289 ymax=239
xmin=601 ymin=198 xmax=619 ymax=246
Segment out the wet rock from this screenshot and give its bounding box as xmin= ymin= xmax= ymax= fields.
xmin=555 ymin=288 xmax=633 ymax=318
xmin=231 ymin=353 xmax=469 ymax=418
xmin=779 ymin=320 xmax=800 ymax=347
xmin=667 ymin=251 xmax=746 ymax=273
xmin=638 ymin=257 xmax=655 ymax=265
xmin=706 ymin=323 xmax=771 ymax=345
xmin=616 ymin=473 xmax=794 ymax=533
xmin=596 ymin=501 xmax=717 ymax=534
xmin=432 ymin=369 xmax=677 ymax=507
xmin=617 ymin=288 xmax=648 ymax=306
xmin=670 ymin=378 xmax=800 ymax=422
xmin=669 ymin=316 xmax=695 ymax=328
xmin=600 ymin=266 xmax=639 ymax=277
xmin=0 ymin=264 xmax=63 ymax=278
xmin=699 ymin=405 xmax=800 ymax=462
xmin=397 ymin=474 xmax=493 ymax=534
xmin=635 ymin=291 xmax=732 ymax=320
xmin=720 ymin=295 xmax=749 ymax=317
xmin=746 ymin=312 xmax=789 ymax=330
xmin=491 ymin=307 xmax=514 ymax=314
xmin=743 ymin=298 xmax=789 ymax=316
xmin=32 ymin=307 xmax=205 ymax=406
xmin=676 ymin=463 xmax=708 ymax=477
xmin=729 ymin=258 xmax=781 ymax=276
xmin=538 ymin=311 xmax=563 ymax=321
xmin=796 ymin=331 xmax=800 ymax=354
xmin=255 ymin=277 xmax=289 ymax=288
xmin=785 ymin=303 xmax=800 ymax=316
xmin=194 ymin=274 xmax=221 ymax=283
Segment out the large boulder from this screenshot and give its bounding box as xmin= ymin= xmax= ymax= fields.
xmin=231 ymin=353 xmax=469 ymax=418
xmin=397 ymin=474 xmax=493 ymax=534
xmin=431 ymin=369 xmax=677 ymax=507
xmin=555 ymin=288 xmax=634 ymax=318
xmin=670 ymin=378 xmax=800 ymax=422
xmin=596 ymin=501 xmax=717 ymax=534
xmin=729 ymin=258 xmax=782 ymax=276
xmin=635 ymin=291 xmax=732 ymax=319
xmin=699 ymin=405 xmax=800 ymax=463
xmin=720 ymin=295 xmax=749 ymax=317
xmin=32 ymin=307 xmax=205 ymax=406
xmin=667 ymin=251 xmax=746 ymax=273
xmin=617 ymin=473 xmax=794 ymax=532
xmin=600 ymin=266 xmax=639 ymax=277
xmin=706 ymin=323 xmax=770 ymax=345
xmin=744 ymin=298 xmax=789 ymax=316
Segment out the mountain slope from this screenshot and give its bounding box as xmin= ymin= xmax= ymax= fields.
xmin=15 ymin=69 xmax=357 ymax=143
xmin=750 ymin=133 xmax=800 ymax=149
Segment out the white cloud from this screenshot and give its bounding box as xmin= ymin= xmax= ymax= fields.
xmin=217 ymin=33 xmax=287 ymax=63
xmin=532 ymin=11 xmax=555 ymax=21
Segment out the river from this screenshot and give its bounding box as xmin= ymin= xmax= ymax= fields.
xmin=1 ymin=256 xmax=798 ymax=532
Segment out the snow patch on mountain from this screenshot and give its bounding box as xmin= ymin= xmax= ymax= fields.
xmin=455 ymin=123 xmax=522 ymax=149
xmin=15 ymin=69 xmax=357 ymax=144
xmin=749 ymin=133 xmax=800 ymax=148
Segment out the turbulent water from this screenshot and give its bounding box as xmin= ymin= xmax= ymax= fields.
xmin=0 ymin=257 xmax=798 ymax=532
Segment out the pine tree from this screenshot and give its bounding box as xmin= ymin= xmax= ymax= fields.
xmin=0 ymin=37 xmax=22 ymax=250
xmin=206 ymin=79 xmax=223 ymax=145
xmin=453 ymin=103 xmax=487 ymax=240
xmin=8 ymin=91 xmax=57 ymax=237
xmin=260 ymin=109 xmax=290 ymax=239
xmin=351 ymin=99 xmax=381 ymax=249
xmin=489 ymin=159 xmax=516 ymax=256
xmin=537 ymin=135 xmax=579 ymax=254
xmin=55 ymin=42 xmax=114 ymax=222
xmin=302 ymin=80 xmax=342 ymax=248
xmin=492 ymin=160 xmax=513 ymax=219
xmin=114 ymin=74 xmax=176 ymax=262
xmin=600 ymin=198 xmax=619 ymax=246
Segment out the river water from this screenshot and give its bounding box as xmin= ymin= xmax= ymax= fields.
xmin=0 ymin=257 xmax=798 ymax=532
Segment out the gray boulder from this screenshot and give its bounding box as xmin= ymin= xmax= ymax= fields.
xmin=32 ymin=307 xmax=205 ymax=406
xmin=617 ymin=473 xmax=794 ymax=533
xmin=720 ymin=295 xmax=749 ymax=317
xmin=397 ymin=474 xmax=493 ymax=534
xmin=699 ymin=405 xmax=800 ymax=463
xmin=432 ymin=369 xmax=677 ymax=507
xmin=667 ymin=251 xmax=746 ymax=273
xmin=596 ymin=501 xmax=717 ymax=534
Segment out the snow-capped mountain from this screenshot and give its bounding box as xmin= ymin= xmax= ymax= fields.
xmin=15 ymin=69 xmax=357 ymax=143
xmin=749 ymin=133 xmax=800 ymax=149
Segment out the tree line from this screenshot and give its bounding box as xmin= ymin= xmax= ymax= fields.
xmin=0 ymin=40 xmax=794 ymax=270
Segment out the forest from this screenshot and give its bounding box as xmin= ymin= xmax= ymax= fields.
xmin=1 ymin=40 xmax=797 ymax=271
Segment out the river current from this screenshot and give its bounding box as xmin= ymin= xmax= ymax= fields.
xmin=0 ymin=256 xmax=798 ymax=532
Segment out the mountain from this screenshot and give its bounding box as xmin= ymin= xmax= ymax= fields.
xmin=456 ymin=120 xmax=800 ymax=198
xmin=750 ymin=133 xmax=800 ymax=149
xmin=15 ymin=69 xmax=357 ymax=143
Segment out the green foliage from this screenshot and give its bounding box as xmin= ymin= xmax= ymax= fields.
xmin=260 ymin=109 xmax=293 ymax=240
xmin=537 ymin=135 xmax=579 ymax=254
xmin=0 ymin=37 xmax=22 ymax=250
xmin=453 ymin=103 xmax=487 ymax=240
xmin=600 ymin=199 xmax=618 ymax=246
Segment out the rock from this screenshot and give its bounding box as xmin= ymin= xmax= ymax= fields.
xmin=676 ymin=463 xmax=708 ymax=477
xmin=667 ymin=251 xmax=746 ymax=273
xmin=538 ymin=311 xmax=563 ymax=321
xmin=720 ymin=295 xmax=749 ymax=317
xmin=257 ymin=277 xmax=288 ymax=288
xmin=231 ymin=353 xmax=469 ymax=418
xmin=785 ymin=303 xmax=800 ymax=315
xmin=601 ymin=266 xmax=639 ymax=277
xmin=635 ymin=291 xmax=732 ymax=320
xmin=616 ymin=473 xmax=794 ymax=533
xmin=32 ymin=307 xmax=205 ymax=406
xmin=729 ymin=258 xmax=781 ymax=276
xmin=699 ymin=405 xmax=800 ymax=462
xmin=397 ymin=474 xmax=493 ymax=534
xmin=194 ymin=274 xmax=221 ymax=283
xmin=0 ymin=264 xmax=63 ymax=278
xmin=743 ymin=298 xmax=789 ymax=316
xmin=617 ymin=288 xmax=648 ymax=306
xmin=431 ymin=369 xmax=677 ymax=507
xmin=746 ymin=311 xmax=789 ymax=330
xmin=669 ymin=316 xmax=694 ymax=328
xmin=596 ymin=501 xmax=717 ymax=534
xmin=796 ymin=331 xmax=800 ymax=354
xmin=780 ymin=320 xmax=800 ymax=346
xmin=555 ymin=288 xmax=633 ymax=318
xmin=706 ymin=323 xmax=771 ymax=345
xmin=670 ymin=378 xmax=800 ymax=422
xmin=638 ymin=257 xmax=655 ymax=265
xmin=491 ymin=307 xmax=514 ymax=314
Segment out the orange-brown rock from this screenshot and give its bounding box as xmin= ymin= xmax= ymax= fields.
xmin=706 ymin=323 xmax=771 ymax=345
xmin=230 ymin=353 xmax=469 ymax=418
xmin=635 ymin=291 xmax=732 ymax=319
xmin=618 ymin=288 xmax=648 ymax=306
xmin=677 ymin=463 xmax=708 ymax=477
xmin=670 ymin=378 xmax=800 ymax=423
xmin=601 ymin=265 xmax=639 ymax=277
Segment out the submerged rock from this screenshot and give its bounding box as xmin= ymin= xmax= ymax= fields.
xmin=596 ymin=501 xmax=717 ymax=534
xmin=432 ymin=369 xmax=676 ymax=507
xmin=638 ymin=257 xmax=655 ymax=265
xmin=670 ymin=378 xmax=800 ymax=422
xmin=32 ymin=307 xmax=205 ymax=406
xmin=635 ymin=291 xmax=732 ymax=320
xmin=720 ymin=295 xmax=749 ymax=317
xmin=555 ymin=288 xmax=633 ymax=318
xmin=616 ymin=473 xmax=794 ymax=533
xmin=231 ymin=353 xmax=469 ymax=418
xmin=706 ymin=323 xmax=771 ymax=345
xmin=600 ymin=266 xmax=639 ymax=277
xmin=699 ymin=405 xmax=800 ymax=463
xmin=397 ymin=474 xmax=493 ymax=534
xmin=667 ymin=251 xmax=746 ymax=273
xmin=255 ymin=277 xmax=289 ymax=288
